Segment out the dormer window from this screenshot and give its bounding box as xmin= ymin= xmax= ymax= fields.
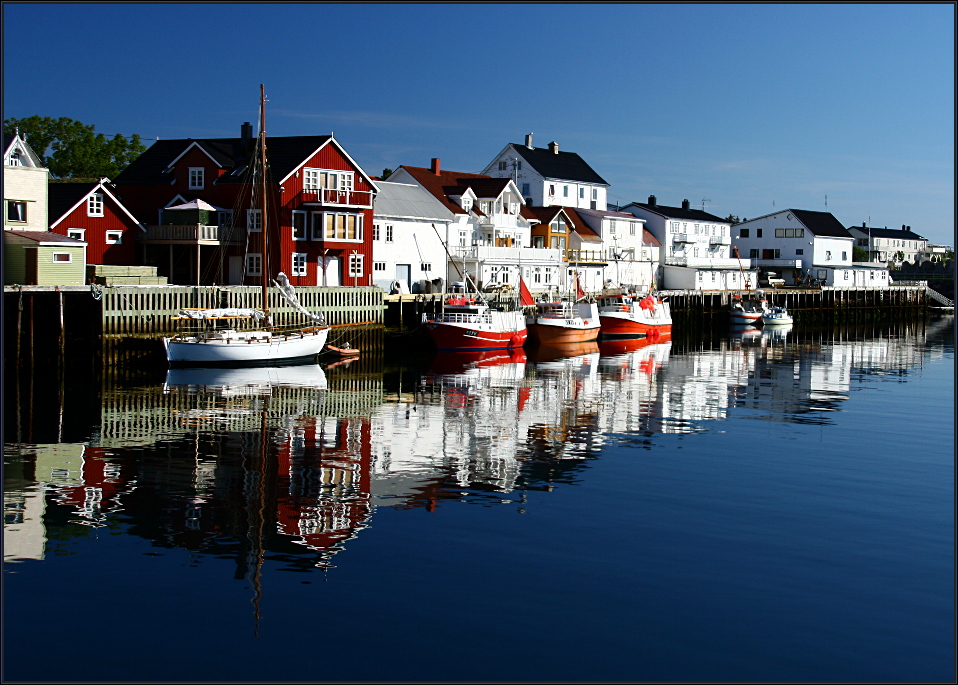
xmin=189 ymin=167 xmax=205 ymax=190
xmin=88 ymin=193 xmax=104 ymax=217
xmin=461 ymin=198 xmax=473 ymax=212
xmin=8 ymin=148 xmax=21 ymax=166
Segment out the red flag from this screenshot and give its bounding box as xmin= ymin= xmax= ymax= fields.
xmin=575 ymin=271 xmax=586 ymax=301
xmin=519 ymin=276 xmax=535 ymax=306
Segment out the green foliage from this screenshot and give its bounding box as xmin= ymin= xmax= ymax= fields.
xmin=3 ymin=115 xmax=146 ymax=179
xmin=852 ymin=245 xmax=869 ymax=262
xmin=381 ymin=168 xmax=393 ymax=179
xmin=725 ymin=214 xmax=741 ymax=224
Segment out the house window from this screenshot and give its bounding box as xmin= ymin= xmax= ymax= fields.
xmin=374 ymin=261 xmax=386 ymax=271
xmin=756 ymin=229 xmax=763 ymax=238
xmin=8 ymin=148 xmax=21 ymax=166
xmin=749 ymin=249 xmax=759 ymax=258
xmin=522 ymin=183 xmax=530 ymax=196
xmin=579 ymin=188 xmax=584 ymax=199
xmin=498 ymin=161 xmax=507 ymax=170
xmin=842 ymin=251 xmax=847 ymax=260
xmin=292 ymin=211 xmax=307 ymax=240
xmin=246 ymin=253 xmax=262 ymax=275
xmin=291 ymin=253 xmax=307 ymax=276
xmin=796 ymin=249 xmax=804 ymax=255
xmin=592 ymin=189 xmax=597 ymax=200
xmin=372 ymin=224 xmax=380 ymax=241
xmin=550 ymin=236 xmax=566 ymax=250
xmin=52 ymin=252 xmax=72 ymax=263
xmin=348 ymin=253 xmax=363 ymax=277
xmin=311 ymin=212 xmax=323 ymax=240
xmin=533 ymin=235 xmax=545 ymax=248
xmin=420 ymin=263 xmax=431 ymax=272
xmin=7 ymin=201 xmax=27 ymax=222
xmin=304 ymin=168 xmax=354 ymax=192
xmin=88 ymin=193 xmax=104 ymax=217
xmin=105 ymin=231 xmax=123 ymax=244
xmin=323 ymin=213 xmax=362 ymax=240
xmin=739 ymin=228 xmax=749 ymax=238
xmin=630 ymin=222 xmax=637 ymax=235
xmin=563 ymin=185 xmax=569 ymax=197
xmin=385 ymin=225 xmax=394 ymax=242
xmin=247 ymin=209 xmax=262 ymax=232
xmin=549 ymin=184 xmax=555 ymax=196
xmin=825 ymin=251 xmax=832 ymax=261
xmin=217 ymin=210 xmax=233 ymax=228
xmin=189 ymin=167 xmax=204 ymax=189
xmin=462 ymin=198 xmax=472 ymax=212
xmin=67 ymin=229 xmax=85 ymax=241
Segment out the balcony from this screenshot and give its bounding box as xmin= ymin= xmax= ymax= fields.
xmin=750 ymin=258 xmax=802 ymax=268
xmin=673 ymin=233 xmax=694 ymax=243
xmin=566 ymin=249 xmax=609 ymax=264
xmin=477 ymin=213 xmax=520 ymax=229
xmin=710 ymin=235 xmax=731 ymax=246
xmin=452 ymin=245 xmax=562 ymax=264
xmin=298 ymin=188 xmax=374 ymax=208
xmin=140 ymin=224 xmax=243 ymax=245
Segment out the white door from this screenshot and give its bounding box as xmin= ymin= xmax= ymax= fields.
xmin=320 ymin=256 xmax=341 ymax=286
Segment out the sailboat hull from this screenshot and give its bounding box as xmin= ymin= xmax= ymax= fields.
xmin=163 ymin=327 xmax=329 ymax=366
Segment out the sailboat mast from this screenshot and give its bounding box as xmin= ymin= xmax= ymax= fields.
xmin=259 ymin=84 xmax=271 ymax=321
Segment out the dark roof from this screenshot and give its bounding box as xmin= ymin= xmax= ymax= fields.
xmin=47 ymin=182 xmax=98 ymax=222
xmin=789 ymin=209 xmax=852 ymax=238
xmin=511 ymin=144 xmax=608 ymax=185
xmin=848 ymin=224 xmax=927 ymax=241
xmin=4 ymin=230 xmax=84 ymax=244
xmin=113 ymin=135 xmax=333 ymax=185
xmin=400 ymin=166 xmax=508 ymax=215
xmin=627 ymin=201 xmax=727 ymax=223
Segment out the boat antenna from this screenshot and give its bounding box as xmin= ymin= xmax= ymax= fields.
xmin=259 ymin=84 xmax=271 ymax=324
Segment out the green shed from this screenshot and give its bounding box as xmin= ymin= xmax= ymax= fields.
xmin=4 ymin=230 xmax=87 ymax=285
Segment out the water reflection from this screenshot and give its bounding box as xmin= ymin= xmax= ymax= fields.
xmin=4 ymin=318 xmax=952 ymax=573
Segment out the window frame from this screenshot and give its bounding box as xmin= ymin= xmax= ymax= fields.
xmin=188 ymin=167 xmax=205 ymax=190
xmin=67 ymin=228 xmax=85 ymax=241
xmin=246 ymin=253 xmax=263 ymax=276
xmin=52 ymin=252 xmax=73 ymax=263
xmin=105 ymin=230 xmax=123 ymax=245
xmin=291 ymin=252 xmax=308 ymax=276
xmin=87 ymin=193 xmax=104 ymax=217
xmin=292 ymin=210 xmax=308 ymax=241
xmin=348 ymin=253 xmax=363 ymax=277
xmin=7 ymin=200 xmax=27 ymax=222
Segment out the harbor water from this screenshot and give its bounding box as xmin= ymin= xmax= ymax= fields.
xmin=3 ymin=316 xmax=954 ymax=681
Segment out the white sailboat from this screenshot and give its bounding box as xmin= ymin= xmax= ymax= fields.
xmin=163 ymin=86 xmax=329 ymax=366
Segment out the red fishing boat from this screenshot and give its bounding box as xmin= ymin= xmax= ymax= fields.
xmin=422 ymin=296 xmax=527 ymax=351
xmin=596 ymin=290 xmax=672 ymax=339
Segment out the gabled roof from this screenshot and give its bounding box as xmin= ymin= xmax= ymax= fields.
xmin=113 ymin=134 xmax=377 ymax=190
xmin=642 ymin=229 xmax=662 ymax=247
xmin=3 ymin=133 xmax=44 ymax=167
xmin=47 ymin=179 xmax=142 ymax=229
xmin=564 ymin=208 xmax=602 ymax=242
xmin=399 ymin=166 xmax=508 ymax=215
xmin=789 ymin=209 xmax=852 ymax=238
xmin=576 ymin=207 xmax=647 ymax=222
xmin=848 ymin=224 xmax=927 ymax=241
xmin=623 ymin=201 xmax=727 ymax=223
xmin=372 ymin=181 xmax=455 ymax=222
xmin=510 ymin=144 xmax=608 ymax=186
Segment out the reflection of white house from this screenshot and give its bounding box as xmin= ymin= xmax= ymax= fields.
xmin=387 ymin=160 xmax=562 ymax=292
xmin=574 ymin=208 xmax=660 ymax=291
xmin=619 ymin=196 xmax=747 ymax=291
xmin=847 ymin=223 xmax=927 ymax=266
xmin=481 ymin=134 xmax=609 ymax=210
xmin=735 ymin=209 xmax=889 ymax=287
xmin=371 ymin=181 xmax=453 ymax=293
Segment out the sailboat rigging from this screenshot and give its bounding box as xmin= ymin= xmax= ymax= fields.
xmin=163 ymin=85 xmax=330 ymax=365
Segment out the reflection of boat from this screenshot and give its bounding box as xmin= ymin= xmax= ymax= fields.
xmin=596 ymin=290 xmax=672 ymax=339
xmin=326 ymin=344 xmax=360 ymax=358
xmin=162 ymin=85 xmax=329 ymax=366
xmin=599 ymin=335 xmax=660 ymax=357
xmin=762 ymin=306 xmax=793 ymax=326
xmin=528 ymin=341 xmax=600 ymax=363
xmin=729 ymin=323 xmax=762 ymax=340
xmin=762 ymin=323 xmax=792 ymax=342
xmin=163 ymin=364 xmax=328 ymax=396
xmin=729 ymin=292 xmax=769 ymax=325
xmin=428 ymin=348 xmax=528 ymax=375
xmin=526 ymin=300 xmax=600 ymax=344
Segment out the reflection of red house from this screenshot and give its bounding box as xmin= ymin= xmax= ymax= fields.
xmin=273 ymin=417 xmax=373 ymax=563
xmin=55 ymin=446 xmax=136 ymax=524
xmin=48 ymin=180 xmax=142 ymax=265
xmin=112 ymin=125 xmax=378 ymax=286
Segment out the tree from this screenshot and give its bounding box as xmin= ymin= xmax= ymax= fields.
xmin=725 ymin=214 xmax=741 ymax=224
xmin=3 ymin=115 xmax=146 ymax=179
xmin=852 ymin=245 xmax=869 ymax=262
xmin=381 ymin=168 xmax=393 ymax=179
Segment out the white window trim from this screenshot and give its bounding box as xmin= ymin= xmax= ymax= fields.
xmin=188 ymin=167 xmax=205 ymax=190
xmin=321 ymin=212 xmax=364 ymax=242
xmin=52 ymin=252 xmax=73 ymax=263
xmin=88 ymin=193 xmax=104 ymax=217
xmin=67 ymin=228 xmax=86 ymax=241
xmin=246 ymin=253 xmax=262 ymax=276
xmin=247 ymin=209 xmax=262 ymax=232
xmin=292 ymin=210 xmax=308 ymax=241
xmin=105 ymin=231 xmax=123 ymax=245
xmin=348 ymin=253 xmax=363 ymax=277
xmin=291 ymin=252 xmax=308 ymax=276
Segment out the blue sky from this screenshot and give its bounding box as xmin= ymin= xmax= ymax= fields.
xmin=4 ymin=3 xmax=954 ymax=245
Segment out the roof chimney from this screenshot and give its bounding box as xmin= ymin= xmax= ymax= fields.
xmin=241 ymin=122 xmax=252 ymax=140
xmin=902 ymin=224 xmax=906 ymax=230
xmin=863 ymin=222 xmax=867 ymax=228
xmin=431 ymin=158 xmax=441 ymax=176
xmin=682 ymin=199 xmax=690 ymax=210
xmin=549 ymin=141 xmax=559 ymax=154
xmin=525 ymin=133 xmax=533 ymax=149
xmin=648 ymin=195 xmax=656 ymax=207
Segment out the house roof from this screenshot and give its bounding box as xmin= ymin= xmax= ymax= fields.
xmin=789 ymin=209 xmax=852 ymax=238
xmin=848 ymin=224 xmax=927 ymax=241
xmin=399 ymin=166 xmax=514 ymax=216
xmin=113 ymin=135 xmax=342 ymax=187
xmin=565 ymin=208 xmax=602 ymax=242
xmin=373 ymin=181 xmax=455 ymax=222
xmin=4 ymin=230 xmax=86 ymax=245
xmin=510 ymin=144 xmax=608 ymax=185
xmin=624 ymin=201 xmax=727 ymax=223
xmin=47 ymin=179 xmax=142 ymax=229
xmin=3 ymin=133 xmax=44 ymax=167
xmin=643 ymin=229 xmax=661 ymax=247
xmin=576 ymin=207 xmax=647 ymax=222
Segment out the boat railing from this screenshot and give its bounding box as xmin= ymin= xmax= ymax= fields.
xmin=425 ymin=312 xmax=494 ymax=325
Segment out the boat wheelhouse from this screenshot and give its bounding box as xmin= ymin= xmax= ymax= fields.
xmin=422 ymin=297 xmax=527 ymax=351
xmin=526 ymin=300 xmax=600 ymax=345
xmin=596 ymin=290 xmax=672 ymax=340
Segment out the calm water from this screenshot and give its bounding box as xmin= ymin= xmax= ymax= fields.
xmin=4 ymin=317 xmax=954 ymax=682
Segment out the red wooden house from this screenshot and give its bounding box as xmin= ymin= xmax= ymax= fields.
xmin=112 ymin=124 xmax=378 ymax=286
xmin=48 ymin=179 xmax=143 ymax=265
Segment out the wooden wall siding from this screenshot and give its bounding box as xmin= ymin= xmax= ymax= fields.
xmin=4 ymin=243 xmax=28 ymax=284
xmin=54 ymin=201 xmax=138 ymax=265
xmin=99 ymin=285 xmax=385 ymax=333
xmin=35 ymin=247 xmax=86 ymax=285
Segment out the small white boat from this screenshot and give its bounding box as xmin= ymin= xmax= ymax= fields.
xmin=729 ymin=292 xmax=769 ymax=325
xmin=761 ymin=306 xmax=793 ymax=326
